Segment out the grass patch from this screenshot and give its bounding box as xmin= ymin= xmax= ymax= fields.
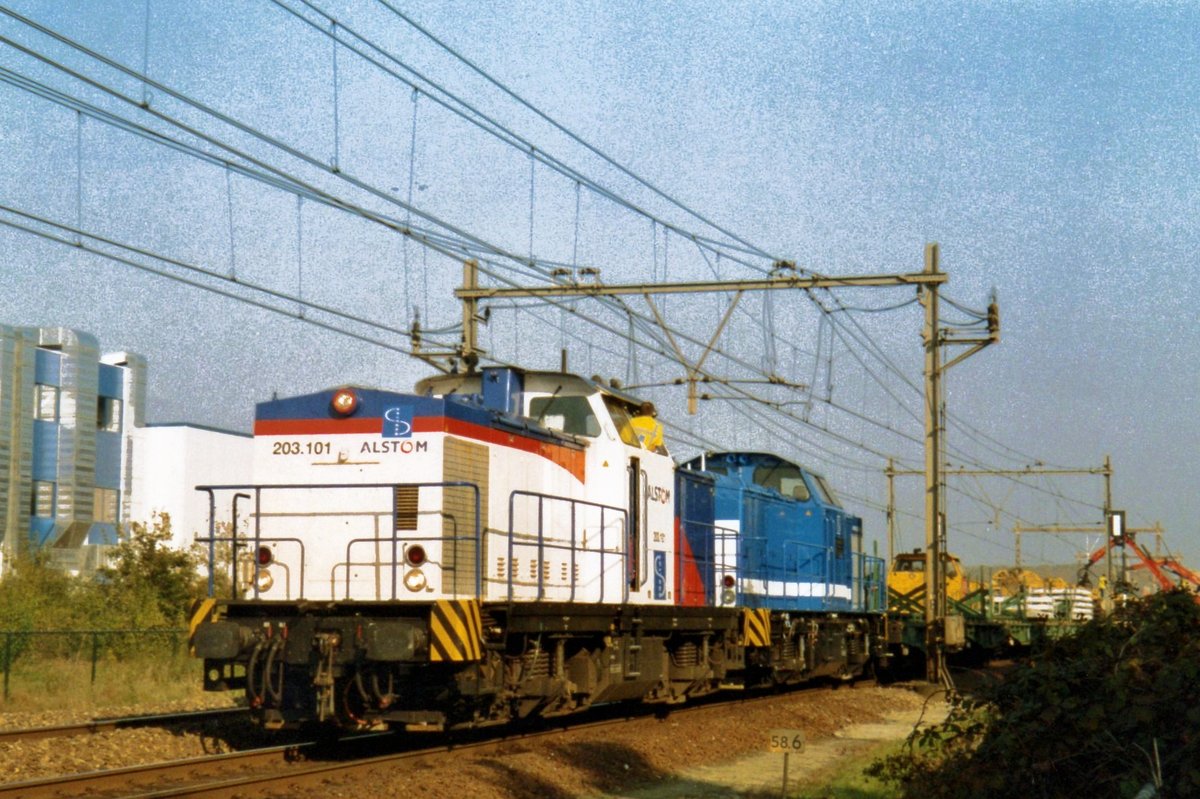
xmin=788 ymin=739 xmax=906 ymax=799
xmin=1 ymin=646 xmax=234 ymax=714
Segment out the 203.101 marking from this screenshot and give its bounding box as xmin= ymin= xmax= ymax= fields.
xmin=272 ymin=440 xmax=332 ymax=456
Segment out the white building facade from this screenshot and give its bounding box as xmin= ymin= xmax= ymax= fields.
xmin=129 ymin=424 xmax=254 ymax=552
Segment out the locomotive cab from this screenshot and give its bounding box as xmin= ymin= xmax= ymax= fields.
xmin=415 ymin=367 xmax=677 ymax=604
xmin=682 ymin=452 xmax=883 ymax=614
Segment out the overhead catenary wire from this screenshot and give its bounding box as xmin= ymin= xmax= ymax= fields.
xmin=275 ymin=0 xmax=960 ymax=419
xmin=333 ymin=10 xmax=1099 ymax=515
xmin=0 ymin=53 xmax=501 ymax=274
xmin=0 ymin=4 xmax=988 ymax=453
xmin=0 ymin=4 xmax=1104 ymax=535
xmin=275 ymin=0 xmax=774 ymax=273
xmin=0 ymin=5 xmax=939 ymax=462
xmin=347 ymin=0 xmax=1064 ymax=474
xmin=3 ymin=49 xmax=902 ymax=457
xmin=272 ymin=0 xmax=865 ymax=389
xmin=0 ymin=57 xmax=988 ymax=499
xmin=370 ymin=3 xmax=1040 ymax=495
xmin=1 ymin=16 xmax=780 ymax=366
xmin=274 ymin=0 xmax=990 ymax=426
xmin=0 ymin=207 xmax=422 ymax=357
xmin=368 ymin=0 xmax=780 ymax=263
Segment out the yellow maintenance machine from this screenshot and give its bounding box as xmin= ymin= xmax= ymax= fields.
xmin=887 ymin=548 xmax=979 ymax=615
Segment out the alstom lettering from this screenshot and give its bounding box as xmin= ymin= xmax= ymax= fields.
xmin=360 ymin=440 xmax=429 ymax=454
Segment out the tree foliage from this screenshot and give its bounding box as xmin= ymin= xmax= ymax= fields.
xmin=869 ymin=589 xmax=1200 ymax=798
xmin=0 ymin=513 xmax=211 ymax=630
xmin=98 ymin=512 xmax=207 ymax=626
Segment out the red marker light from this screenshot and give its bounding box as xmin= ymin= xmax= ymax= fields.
xmin=331 ymin=388 xmax=359 ymax=417
xmin=405 ymin=545 xmax=427 ymax=566
xmin=256 ymin=545 xmax=273 ymax=566
xmin=722 ymin=575 xmax=735 ymax=588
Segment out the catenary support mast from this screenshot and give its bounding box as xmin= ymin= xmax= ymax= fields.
xmin=919 ymin=244 xmax=1000 ymax=685
xmin=921 ymin=245 xmax=945 ymax=684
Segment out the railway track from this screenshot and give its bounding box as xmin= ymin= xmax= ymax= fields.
xmin=0 ymin=739 xmax=312 ymax=799
xmin=0 ymin=707 xmax=245 ymax=745
xmin=0 ymin=690 xmax=800 ymax=798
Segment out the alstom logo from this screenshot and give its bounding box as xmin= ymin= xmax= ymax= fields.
xmin=646 ymin=485 xmax=671 ymax=504
xmin=383 ymin=406 xmax=413 ymax=438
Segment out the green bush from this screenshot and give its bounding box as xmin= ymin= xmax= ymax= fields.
xmin=0 ymin=517 xmax=234 ymax=708
xmin=0 ymin=513 xmax=210 ymax=631
xmin=869 ymin=589 xmax=1200 ymax=798
xmin=0 ymin=550 xmax=95 ymax=630
xmin=98 ymin=512 xmax=209 ymax=627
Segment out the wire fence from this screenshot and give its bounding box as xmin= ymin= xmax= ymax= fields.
xmin=0 ymin=629 xmax=189 ymax=702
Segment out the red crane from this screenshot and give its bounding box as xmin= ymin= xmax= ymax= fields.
xmin=1078 ymin=529 xmax=1200 ymax=601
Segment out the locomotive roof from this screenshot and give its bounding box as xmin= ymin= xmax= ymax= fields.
xmin=695 ymin=451 xmax=815 ymax=473
xmin=415 ymin=368 xmax=649 ymax=407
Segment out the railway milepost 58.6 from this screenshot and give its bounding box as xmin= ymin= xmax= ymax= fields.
xmin=768 ymin=727 xmax=806 ymax=798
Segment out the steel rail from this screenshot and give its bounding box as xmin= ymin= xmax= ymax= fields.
xmin=123 ymin=701 xmax=753 ymax=798
xmin=0 ymin=740 xmax=309 ymax=799
xmin=0 ymin=707 xmax=245 ymax=744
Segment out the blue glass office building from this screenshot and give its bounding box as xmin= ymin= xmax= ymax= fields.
xmin=0 ymin=326 xmax=145 ymax=573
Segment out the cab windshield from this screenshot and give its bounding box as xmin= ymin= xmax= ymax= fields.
xmin=528 ymin=395 xmax=600 ymax=437
xmin=812 ymin=474 xmax=839 ymax=506
xmin=752 ymin=461 xmax=811 ymax=501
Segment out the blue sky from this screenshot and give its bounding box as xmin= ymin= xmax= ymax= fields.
xmin=1 ymin=1 xmax=1197 ymax=568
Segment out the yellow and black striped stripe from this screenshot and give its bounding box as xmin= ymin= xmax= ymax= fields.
xmin=430 ymin=599 xmax=483 ymax=662
xmin=741 ymin=608 xmax=771 ymax=647
xmin=187 ymin=597 xmax=218 ymax=655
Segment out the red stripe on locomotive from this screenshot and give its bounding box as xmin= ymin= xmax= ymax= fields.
xmin=254 ymin=414 xmax=586 ymax=482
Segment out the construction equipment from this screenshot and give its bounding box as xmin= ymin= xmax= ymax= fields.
xmin=1078 ymin=527 xmax=1200 ymax=602
xmin=888 ymin=549 xmax=979 ymax=614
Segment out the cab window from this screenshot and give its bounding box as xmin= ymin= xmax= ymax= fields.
xmin=752 ymin=461 xmax=810 ymax=500
xmin=529 ymin=395 xmax=600 ymax=437
xmin=812 ymin=474 xmax=839 ymax=506
xmin=780 ymin=475 xmax=810 ymax=501
xmin=603 ymin=397 xmax=642 ymax=447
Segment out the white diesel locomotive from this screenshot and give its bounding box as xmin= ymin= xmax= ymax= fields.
xmin=190 ymin=367 xmax=886 ymax=730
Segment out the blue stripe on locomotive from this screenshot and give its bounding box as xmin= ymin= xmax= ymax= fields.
xmin=683 ymin=452 xmax=863 ymax=613
xmin=257 ymin=387 xmax=468 ymax=424
xmin=255 ymin=384 xmax=577 ymax=448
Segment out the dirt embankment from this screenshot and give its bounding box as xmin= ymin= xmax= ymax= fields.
xmin=332 ymin=684 xmax=941 ymax=799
